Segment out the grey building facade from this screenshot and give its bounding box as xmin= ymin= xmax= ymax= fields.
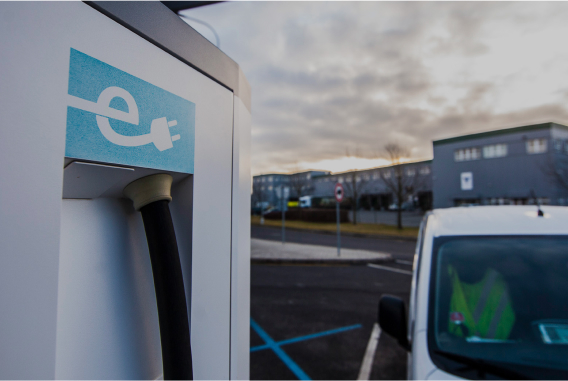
xmin=253 ymin=122 xmax=568 ymax=213
xmin=251 ymin=170 xmax=329 ymax=208
xmin=432 ymin=122 xmax=568 ymax=208
xmin=252 ymin=161 xmax=433 ymax=211
xmin=311 ymin=161 xmax=433 ymax=210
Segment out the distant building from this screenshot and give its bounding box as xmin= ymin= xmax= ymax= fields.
xmin=311 ymin=161 xmax=433 ymax=210
xmin=432 ymin=122 xmax=568 ymax=208
xmin=252 ymin=122 xmax=568 ymax=213
xmin=252 ymin=162 xmax=433 ymax=211
xmin=251 ymin=170 xmax=329 ymax=209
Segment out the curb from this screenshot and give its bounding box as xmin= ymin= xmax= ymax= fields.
xmin=252 ymin=224 xmax=418 ymax=242
xmin=251 ymin=255 xmax=394 ymax=266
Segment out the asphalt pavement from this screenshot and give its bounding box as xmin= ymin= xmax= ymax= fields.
xmin=250 ymin=225 xmax=415 ymax=380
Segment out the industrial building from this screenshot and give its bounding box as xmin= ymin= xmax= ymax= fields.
xmin=432 ymin=122 xmax=568 ymax=208
xmin=252 ymin=171 xmax=329 ymax=208
xmin=252 ymin=162 xmax=433 ymax=211
xmin=252 ymin=122 xmax=568 ymax=214
xmin=311 ymin=161 xmax=433 ymax=210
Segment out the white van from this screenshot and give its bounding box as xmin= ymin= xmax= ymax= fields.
xmin=379 ymin=206 xmax=568 ymax=380
xmin=299 ymin=195 xmax=312 ymax=208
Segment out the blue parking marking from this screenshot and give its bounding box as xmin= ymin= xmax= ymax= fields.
xmin=250 ymin=319 xmax=311 ymax=380
xmin=276 ymin=324 xmax=362 ymax=347
xmin=250 ymin=319 xmax=362 ymax=380
xmin=251 ymin=323 xmax=362 ymax=352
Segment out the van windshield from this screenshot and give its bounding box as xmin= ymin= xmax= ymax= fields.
xmin=428 ymin=236 xmax=568 ymax=380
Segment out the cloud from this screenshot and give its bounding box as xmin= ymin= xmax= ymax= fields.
xmin=182 ymin=2 xmax=568 ymax=175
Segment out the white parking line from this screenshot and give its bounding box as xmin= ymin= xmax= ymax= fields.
xmin=395 ymin=259 xmax=413 ymax=266
xmin=367 ymin=263 xmax=413 ymax=275
xmin=357 ymin=323 xmax=382 ymax=380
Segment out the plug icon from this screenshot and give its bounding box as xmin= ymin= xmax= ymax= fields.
xmin=150 ymin=117 xmax=180 ymax=151
xmin=68 ymin=86 xmax=182 ymax=152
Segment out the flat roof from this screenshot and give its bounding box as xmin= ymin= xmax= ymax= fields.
xmin=433 ymin=122 xmax=568 ymax=146
xmin=318 ymin=159 xmax=433 ymax=177
xmin=428 ymin=205 xmax=568 ymax=236
xmin=254 ymin=170 xmax=330 ymax=177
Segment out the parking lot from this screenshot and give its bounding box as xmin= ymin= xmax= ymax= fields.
xmin=251 ymin=226 xmax=416 ymax=380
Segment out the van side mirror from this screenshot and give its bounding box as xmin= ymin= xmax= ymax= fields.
xmin=378 ymin=295 xmax=411 ymax=352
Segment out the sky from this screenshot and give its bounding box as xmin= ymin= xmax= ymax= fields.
xmin=180 ymin=2 xmax=568 ymax=175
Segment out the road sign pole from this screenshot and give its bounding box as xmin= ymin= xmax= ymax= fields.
xmin=336 ymin=201 xmax=341 ymax=257
xmin=282 ymin=192 xmax=285 ymax=245
xmin=334 ymin=182 xmax=344 ymax=257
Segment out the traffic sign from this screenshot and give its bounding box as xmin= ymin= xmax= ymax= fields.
xmin=335 ymin=183 xmax=344 ymax=202
xmin=275 ymin=185 xmax=290 ymax=200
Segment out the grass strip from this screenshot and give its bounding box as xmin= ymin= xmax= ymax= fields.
xmin=251 ymin=215 xmax=419 ymax=238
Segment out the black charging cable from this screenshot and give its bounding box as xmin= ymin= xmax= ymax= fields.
xmin=125 ymin=174 xmax=193 ymax=380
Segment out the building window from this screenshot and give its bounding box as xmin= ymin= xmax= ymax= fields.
xmin=268 ymin=176 xmax=273 ymax=182
xmin=406 ymin=168 xmax=416 ymax=177
xmin=454 ymin=147 xmax=481 ymax=162
xmin=526 ymin=138 xmax=547 ymax=154
xmin=355 ymin=175 xmax=361 ymax=182
xmin=363 ymin=174 xmax=370 ymax=181
xmin=372 ymin=171 xmax=380 ymax=180
xmin=383 ymin=170 xmax=391 ymax=179
xmin=268 ymin=186 xmax=273 ymax=191
xmin=338 ymin=176 xmax=344 ymax=183
xmin=419 ymin=166 xmax=430 ymax=175
xmin=261 ymin=177 xmax=265 ymax=183
xmin=483 ymin=144 xmax=507 ymax=158
xmin=554 ymin=140 xmax=563 ymax=151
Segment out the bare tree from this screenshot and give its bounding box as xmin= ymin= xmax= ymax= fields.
xmin=380 ymin=143 xmax=426 ymax=230
xmin=538 ymin=153 xmax=568 ymax=192
xmin=340 ymin=147 xmax=371 ymax=224
xmin=342 ymin=171 xmax=369 ymax=225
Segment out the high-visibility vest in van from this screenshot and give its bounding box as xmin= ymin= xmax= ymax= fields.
xmin=448 ymin=266 xmax=515 ymax=340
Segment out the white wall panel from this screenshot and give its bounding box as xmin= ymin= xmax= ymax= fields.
xmin=0 ymin=2 xmax=238 ymax=379
xmin=230 ymin=96 xmax=252 ymax=380
xmin=57 ymin=199 xmax=161 ymax=379
xmin=0 ymin=3 xmax=69 ymax=378
xmin=191 ymin=75 xmax=234 ymax=381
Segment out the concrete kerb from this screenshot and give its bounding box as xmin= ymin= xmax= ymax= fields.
xmin=251 ymin=238 xmax=394 ymax=266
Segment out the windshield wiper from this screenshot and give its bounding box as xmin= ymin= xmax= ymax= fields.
xmin=433 ymin=349 xmax=530 ymax=380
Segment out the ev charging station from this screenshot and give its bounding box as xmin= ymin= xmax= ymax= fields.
xmin=0 ymin=2 xmax=251 ymax=379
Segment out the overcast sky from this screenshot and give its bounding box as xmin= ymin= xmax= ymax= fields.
xmin=181 ymin=2 xmax=568 ymax=175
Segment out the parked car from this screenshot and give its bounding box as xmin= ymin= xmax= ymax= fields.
xmin=388 ymin=201 xmax=414 ymax=211
xmin=379 ymin=206 xmax=568 ymax=380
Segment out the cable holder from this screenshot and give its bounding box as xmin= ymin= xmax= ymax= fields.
xmin=124 ymin=174 xmax=173 ymax=211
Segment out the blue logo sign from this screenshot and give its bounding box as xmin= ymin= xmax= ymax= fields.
xmin=66 ymin=48 xmax=195 ymax=174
